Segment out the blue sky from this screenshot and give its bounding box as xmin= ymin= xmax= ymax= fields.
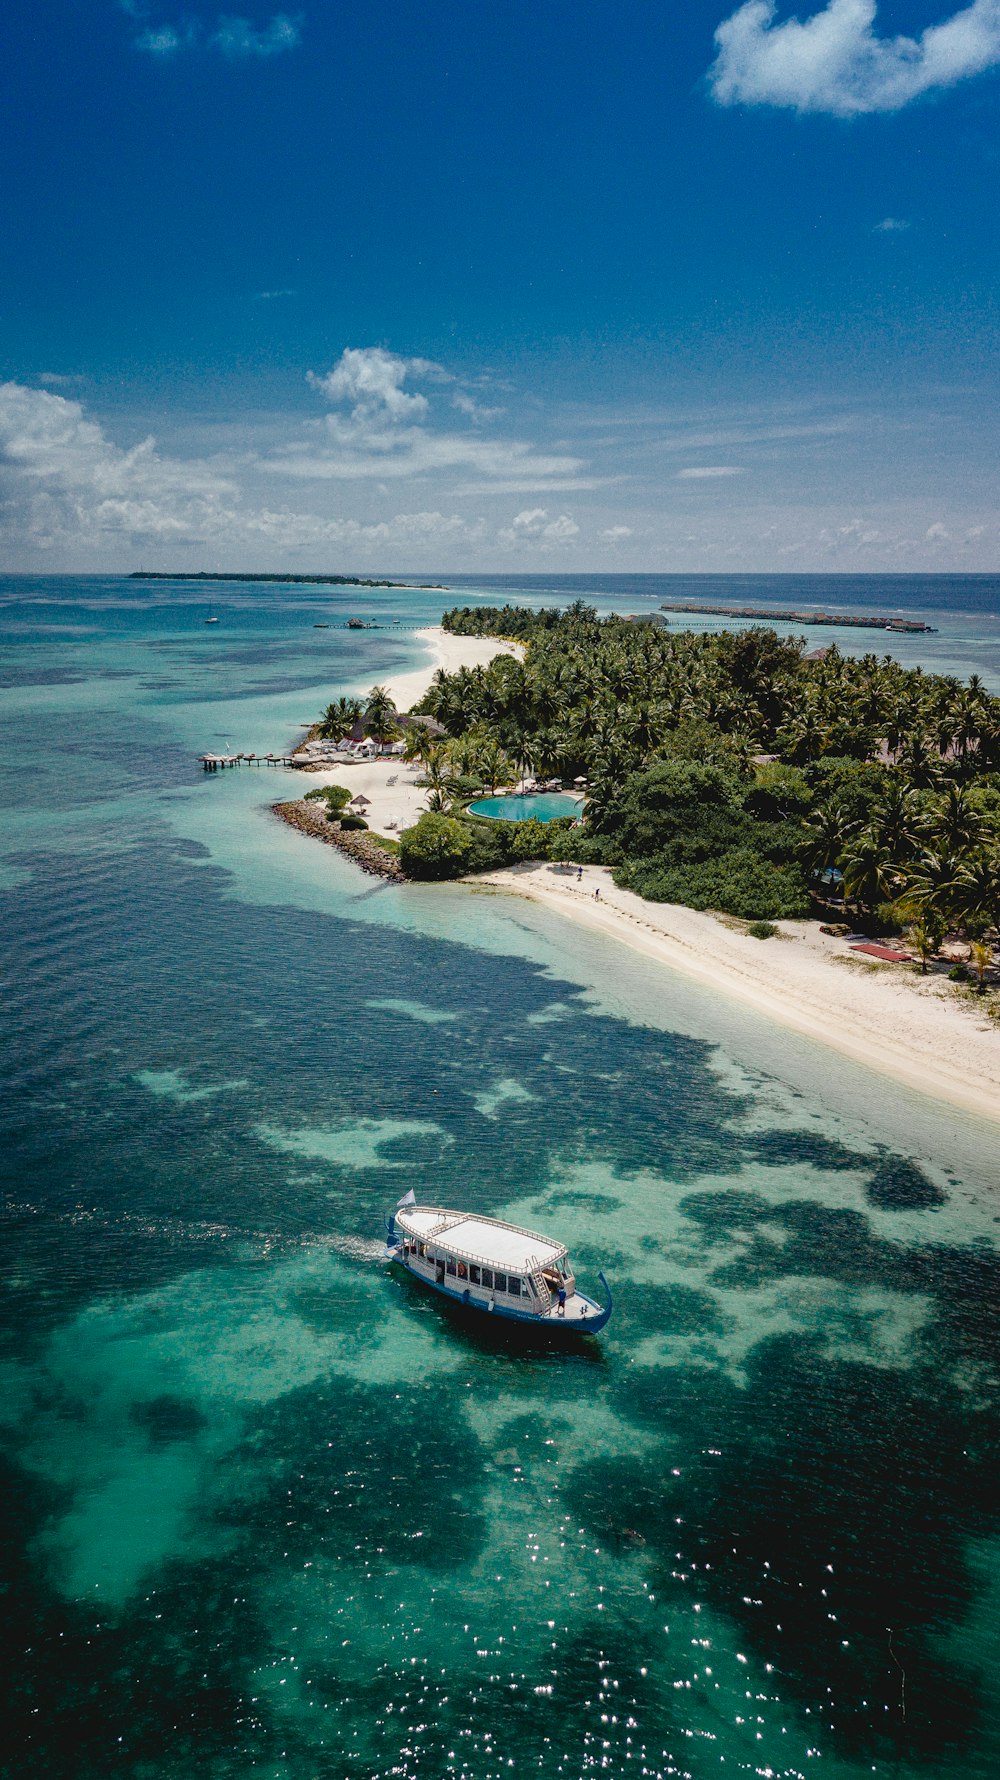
xmin=1 ymin=0 xmax=999 ymax=571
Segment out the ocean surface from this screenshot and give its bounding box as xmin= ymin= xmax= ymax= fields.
xmin=2 ymin=572 xmax=1000 ymax=1780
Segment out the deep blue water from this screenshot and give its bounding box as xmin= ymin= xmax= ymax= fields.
xmin=2 ymin=574 xmax=1000 ymax=1780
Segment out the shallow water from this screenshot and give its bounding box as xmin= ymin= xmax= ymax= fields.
xmin=2 ymin=574 xmax=1000 ymax=1780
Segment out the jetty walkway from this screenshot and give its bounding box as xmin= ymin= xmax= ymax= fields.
xmin=659 ymin=602 xmax=934 ymax=633
xmin=200 ymin=753 xmax=296 ymax=771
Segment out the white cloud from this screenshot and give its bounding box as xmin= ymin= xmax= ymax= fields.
xmin=677 ymin=465 xmax=744 ymax=478
xmin=0 ymin=381 xmax=487 ymax=557
xmin=451 ymin=389 xmax=505 ymax=422
xmin=709 ymin=0 xmax=1000 ymax=116
xmin=280 ymin=346 xmax=592 ymax=491
xmin=873 ymin=216 xmax=910 ymax=232
xmin=307 ymin=347 xmax=445 ymax=424
xmin=0 ymin=381 xmax=238 ymax=548
xmin=600 ymin=524 xmax=634 ymax=540
xmin=211 ymin=14 xmax=302 ymax=57
xmin=925 ymin=520 xmax=951 ymax=539
xmin=498 ymin=508 xmax=580 ymax=546
xmin=135 ymin=22 xmax=189 ymax=54
xmin=128 ymin=8 xmax=301 ymax=59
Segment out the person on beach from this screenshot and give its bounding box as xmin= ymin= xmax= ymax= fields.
xmin=594 ymin=887 xmax=600 ymax=900
xmin=577 ymin=867 xmax=583 ymax=882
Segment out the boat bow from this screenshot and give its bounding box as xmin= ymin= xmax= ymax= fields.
xmin=585 ymin=1270 xmax=613 ymax=1331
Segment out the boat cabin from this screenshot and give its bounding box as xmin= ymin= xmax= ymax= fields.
xmin=391 ymin=1205 xmax=602 ymax=1324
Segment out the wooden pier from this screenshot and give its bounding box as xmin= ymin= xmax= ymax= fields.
xmin=200 ymin=753 xmax=295 ymax=771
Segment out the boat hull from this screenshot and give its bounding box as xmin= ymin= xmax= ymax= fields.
xmin=387 ymin=1247 xmax=611 ymax=1334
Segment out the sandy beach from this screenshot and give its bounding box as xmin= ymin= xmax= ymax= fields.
xmin=474 ymin=861 xmax=1000 ymax=1126
xmin=299 ymin=626 xmax=523 ymax=835
xmin=294 ymin=625 xmax=1000 ymax=1124
xmin=383 ymin=626 xmax=523 ymax=712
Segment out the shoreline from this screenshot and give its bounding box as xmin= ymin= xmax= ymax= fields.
xmin=380 ymin=625 xmax=522 ymax=712
xmin=278 ymin=624 xmax=1000 ymax=1126
xmin=472 ymin=862 xmax=1000 ymax=1127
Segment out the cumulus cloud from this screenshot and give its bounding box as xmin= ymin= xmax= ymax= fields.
xmin=0 ymin=381 xmax=238 ymax=548
xmin=600 ymin=524 xmax=634 ymax=540
xmin=873 ymin=215 xmax=910 ymax=232
xmin=307 ymin=347 xmax=446 ymax=423
xmin=677 ymin=465 xmax=744 ymax=478
xmin=281 ymin=346 xmax=593 ymax=492
xmin=708 ymin=0 xmax=1000 ymax=116
xmin=127 ymin=7 xmax=302 ymax=58
xmin=498 ymin=508 xmax=580 ymax=546
xmin=0 ymin=381 xmax=487 ymax=557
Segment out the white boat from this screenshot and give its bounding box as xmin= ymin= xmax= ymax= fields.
xmin=384 ymin=1200 xmax=612 ymax=1333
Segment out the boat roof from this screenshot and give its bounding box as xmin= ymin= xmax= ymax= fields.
xmin=395 ymin=1206 xmax=567 ymax=1273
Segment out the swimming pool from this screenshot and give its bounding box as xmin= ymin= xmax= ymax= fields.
xmin=466 ymin=793 xmax=582 ymax=822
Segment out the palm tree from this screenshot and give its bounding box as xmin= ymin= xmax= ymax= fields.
xmin=840 ymin=831 xmax=893 ymax=914
xmin=906 ymin=910 xmax=943 ymax=976
xmin=319 ymin=695 xmax=363 ymax=739
xmin=868 ymin=782 xmax=923 ymax=867
xmin=921 ymin=783 xmax=983 ymax=856
xmin=473 ymin=739 xmax=514 ymax=794
xmin=365 ymin=685 xmax=398 ymax=746
xmin=969 ymin=940 xmax=992 ymax=993
xmin=402 ymin=722 xmax=437 ymax=765
xmin=420 ymin=747 xmax=462 ymax=812
xmin=902 ymin=849 xmax=966 ymax=928
xmin=898 ymin=731 xmax=941 ymax=789
xmin=798 ymin=805 xmax=857 ymax=891
xmin=956 ymin=853 xmax=1000 ymax=935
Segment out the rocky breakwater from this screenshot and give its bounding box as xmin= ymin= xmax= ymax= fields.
xmin=274 ymin=799 xmax=406 ymax=881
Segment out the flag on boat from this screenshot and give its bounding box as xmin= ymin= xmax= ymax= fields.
xmin=396 ymin=1189 xmax=416 ymax=1208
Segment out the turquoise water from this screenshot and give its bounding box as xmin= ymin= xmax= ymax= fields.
xmin=3 ymin=574 xmax=1000 ymax=1779
xmin=468 ymin=793 xmax=582 ymax=822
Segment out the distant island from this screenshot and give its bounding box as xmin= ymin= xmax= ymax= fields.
xmin=127 ymin=569 xmax=443 ymax=590
xmin=128 ymin=571 xmax=448 ymax=588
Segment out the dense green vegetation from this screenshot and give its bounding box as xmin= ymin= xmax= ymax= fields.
xmin=399 ymin=811 xmax=577 ymax=880
xmin=409 ymin=603 xmax=1000 ymax=956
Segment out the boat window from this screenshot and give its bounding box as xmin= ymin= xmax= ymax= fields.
xmin=446 ymin=1259 xmax=457 ymax=1276
xmin=469 ymin=1265 xmax=481 ymax=1285
xmin=481 ymin=1269 xmax=493 ymax=1289
xmin=494 ymin=1273 xmax=507 ymax=1293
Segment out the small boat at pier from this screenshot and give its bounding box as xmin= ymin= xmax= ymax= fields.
xmin=384 ymin=1198 xmax=612 ymax=1334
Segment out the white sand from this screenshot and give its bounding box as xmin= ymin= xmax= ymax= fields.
xmin=301 ymin=627 xmax=522 ymax=837
xmin=297 ymin=625 xmax=1000 ymax=1123
xmin=475 ymin=862 xmax=1000 ymax=1126
xmin=383 ymin=626 xmax=523 ymax=711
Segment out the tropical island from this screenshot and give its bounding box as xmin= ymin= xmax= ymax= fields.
xmin=273 ymin=602 xmax=1000 ymax=1118
xmin=129 ymin=570 xmax=447 ymax=587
